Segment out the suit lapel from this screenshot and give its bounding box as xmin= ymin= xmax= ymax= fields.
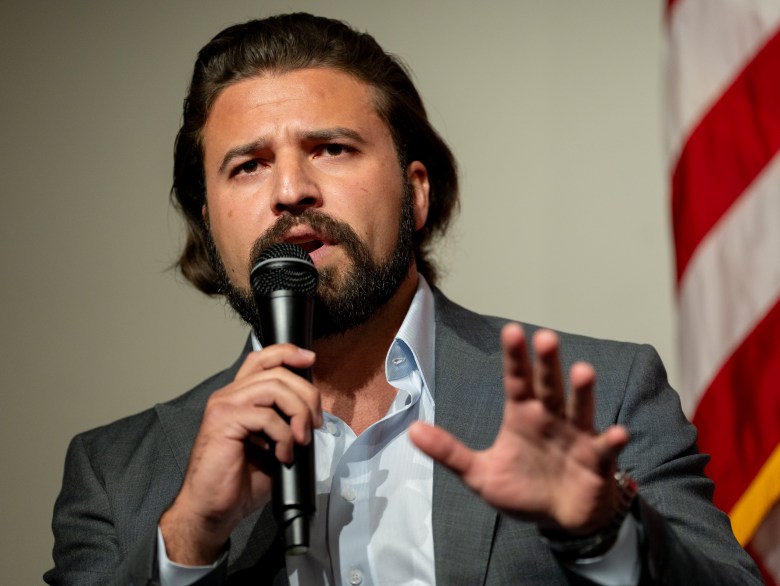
xmin=432 ymin=292 xmax=505 ymax=585
xmin=155 ymin=402 xmax=204 ymax=475
xmin=154 ymin=354 xmax=244 ymax=475
xmin=154 ymin=338 xmax=252 ymax=471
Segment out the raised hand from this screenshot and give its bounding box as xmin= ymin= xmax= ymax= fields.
xmin=409 ymin=322 xmax=629 ymax=534
xmin=160 ymin=344 xmax=322 ymax=565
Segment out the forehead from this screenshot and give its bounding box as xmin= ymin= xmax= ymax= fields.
xmin=202 ymin=68 xmax=387 ymax=141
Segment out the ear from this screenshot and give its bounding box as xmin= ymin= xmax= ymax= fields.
xmin=201 ymin=203 xmax=208 ymax=224
xmin=406 ymin=161 xmax=430 ymax=231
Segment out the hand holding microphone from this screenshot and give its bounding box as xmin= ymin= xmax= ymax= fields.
xmin=159 ymin=243 xmax=319 ymax=565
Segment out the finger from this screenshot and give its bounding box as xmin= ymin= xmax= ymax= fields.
xmin=501 ymin=323 xmax=534 ymax=401
xmin=409 ymin=421 xmax=476 ymax=478
xmin=235 ymin=344 xmax=316 ymax=380
xmin=209 ymin=376 xmax=318 ymax=444
xmin=251 ymin=369 xmax=323 ymax=429
xmin=532 ymin=329 xmax=565 ymax=415
xmin=228 ymin=366 xmax=323 ymax=429
xmin=566 ymin=361 xmax=596 ymax=431
xmin=229 ymin=407 xmax=298 ymax=464
xmin=592 ymin=425 xmax=630 ymax=473
xmin=240 ymin=376 xmax=319 ymax=443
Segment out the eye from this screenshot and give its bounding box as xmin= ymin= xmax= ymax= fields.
xmin=237 ymin=159 xmax=259 ymax=174
xmin=319 ymin=143 xmax=352 ymax=157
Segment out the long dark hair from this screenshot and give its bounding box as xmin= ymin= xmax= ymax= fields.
xmin=172 ymin=12 xmax=459 ymax=293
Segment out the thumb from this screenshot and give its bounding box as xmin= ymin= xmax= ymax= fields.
xmin=409 ymin=422 xmax=476 ymax=478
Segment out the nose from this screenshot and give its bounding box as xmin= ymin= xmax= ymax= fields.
xmin=271 ymin=154 xmax=322 ymax=215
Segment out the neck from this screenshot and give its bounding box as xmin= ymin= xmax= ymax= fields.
xmin=311 ymin=270 xmax=418 ymax=433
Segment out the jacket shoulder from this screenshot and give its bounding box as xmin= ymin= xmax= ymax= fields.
xmin=432 ymin=287 xmax=646 ymax=366
xmin=74 ymin=338 xmax=250 ymax=467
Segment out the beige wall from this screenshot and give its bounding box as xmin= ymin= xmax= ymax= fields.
xmin=0 ymin=1 xmax=670 ymax=582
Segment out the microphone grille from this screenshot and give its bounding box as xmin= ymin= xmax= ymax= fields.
xmin=250 ymin=243 xmax=318 ymax=296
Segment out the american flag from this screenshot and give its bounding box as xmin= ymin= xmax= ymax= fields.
xmin=666 ymin=0 xmax=780 ymax=582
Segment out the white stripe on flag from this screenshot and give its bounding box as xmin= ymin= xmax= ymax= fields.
xmin=666 ymin=0 xmax=780 ymax=164
xmin=677 ymin=152 xmax=780 ymax=415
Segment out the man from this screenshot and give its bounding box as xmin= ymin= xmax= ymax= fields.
xmin=46 ymin=13 xmax=761 ymax=586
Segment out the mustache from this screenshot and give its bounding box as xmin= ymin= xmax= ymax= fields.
xmin=247 ymin=209 xmax=367 ymax=270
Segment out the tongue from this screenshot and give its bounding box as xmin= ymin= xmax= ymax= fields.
xmin=298 ymin=240 xmax=324 ymax=254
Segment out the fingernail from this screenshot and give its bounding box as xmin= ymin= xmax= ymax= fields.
xmin=298 ymin=349 xmax=316 ymax=360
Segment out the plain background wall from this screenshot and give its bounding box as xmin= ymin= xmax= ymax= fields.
xmin=0 ymin=1 xmax=670 ymax=582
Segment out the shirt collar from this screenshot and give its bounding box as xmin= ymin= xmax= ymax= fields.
xmin=249 ymin=275 xmax=436 ymax=396
xmin=387 ymin=275 xmax=435 ymax=397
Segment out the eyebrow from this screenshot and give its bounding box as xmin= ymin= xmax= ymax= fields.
xmin=217 ymin=127 xmax=367 ymax=173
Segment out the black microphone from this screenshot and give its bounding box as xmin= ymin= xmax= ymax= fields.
xmin=250 ymin=242 xmax=318 ymax=555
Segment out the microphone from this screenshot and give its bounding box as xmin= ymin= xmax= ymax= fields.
xmin=250 ymin=242 xmax=318 ymax=555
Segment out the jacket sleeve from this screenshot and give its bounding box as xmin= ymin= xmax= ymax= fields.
xmin=44 ymin=433 xmax=228 ymax=586
xmin=613 ymin=344 xmax=762 ymax=584
xmin=45 ymin=433 xmax=129 ymax=585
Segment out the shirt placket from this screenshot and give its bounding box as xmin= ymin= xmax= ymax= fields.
xmin=329 ymin=341 xmax=422 ymax=586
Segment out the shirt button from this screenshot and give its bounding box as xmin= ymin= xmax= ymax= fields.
xmin=349 ymin=568 xmax=363 ymax=585
xmin=325 ymin=421 xmax=338 ymax=435
xmin=392 ymin=356 xmax=406 ymax=365
xmin=342 ymin=486 xmax=356 ymax=502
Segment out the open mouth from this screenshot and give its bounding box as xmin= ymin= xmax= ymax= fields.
xmin=280 ymin=234 xmax=327 ymax=255
xmin=296 ymin=239 xmax=325 ymax=255
xmin=280 ymin=225 xmax=333 ymax=258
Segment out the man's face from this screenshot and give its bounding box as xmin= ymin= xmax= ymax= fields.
xmin=200 ymin=68 xmax=430 ymax=337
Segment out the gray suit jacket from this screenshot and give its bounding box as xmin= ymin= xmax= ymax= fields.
xmin=46 ymin=291 xmax=761 ymax=585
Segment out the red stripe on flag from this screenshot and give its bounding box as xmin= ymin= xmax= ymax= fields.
xmin=664 ymin=0 xmax=679 ymax=21
xmin=672 ymin=28 xmax=780 ymax=284
xmin=692 ymin=297 xmax=780 ymax=513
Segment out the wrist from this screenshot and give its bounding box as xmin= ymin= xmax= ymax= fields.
xmin=539 ymin=470 xmax=638 ymax=561
xmin=159 ymin=505 xmax=231 ymax=566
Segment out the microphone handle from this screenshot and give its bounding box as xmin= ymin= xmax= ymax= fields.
xmin=257 ymin=290 xmax=316 ymax=555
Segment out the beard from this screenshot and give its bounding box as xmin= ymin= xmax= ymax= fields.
xmin=206 ymin=182 xmax=416 ymax=341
